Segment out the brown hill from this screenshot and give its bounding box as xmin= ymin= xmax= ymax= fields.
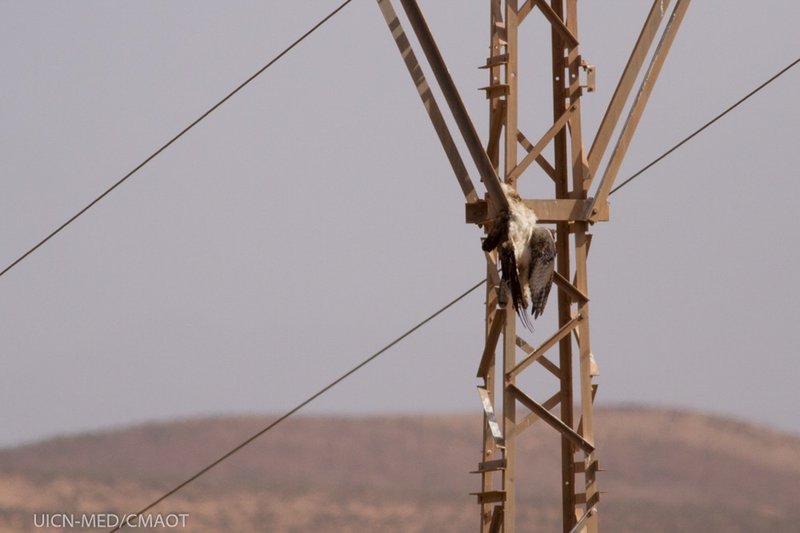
xmin=0 ymin=407 xmax=797 ymax=532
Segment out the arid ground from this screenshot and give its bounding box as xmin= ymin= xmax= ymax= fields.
xmin=1 ymin=407 xmax=797 ymax=532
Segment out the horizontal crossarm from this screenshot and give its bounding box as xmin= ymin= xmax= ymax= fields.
xmin=466 ymin=198 xmax=609 ymax=224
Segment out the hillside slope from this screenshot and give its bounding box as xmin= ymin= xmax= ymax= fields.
xmin=1 ymin=407 xmax=797 ymax=532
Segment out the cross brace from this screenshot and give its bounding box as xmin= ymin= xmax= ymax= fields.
xmin=376 ymin=1 xmax=690 ymax=531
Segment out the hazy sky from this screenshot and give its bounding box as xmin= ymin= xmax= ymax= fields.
xmin=1 ymin=1 xmax=798 ymax=448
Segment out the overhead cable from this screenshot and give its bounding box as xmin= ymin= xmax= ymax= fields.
xmin=0 ymin=0 xmax=354 ymax=281
xmin=108 ymin=278 xmax=486 ymax=532
xmin=610 ymin=57 xmax=799 ymax=196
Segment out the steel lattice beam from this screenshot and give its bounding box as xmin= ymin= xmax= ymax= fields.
xmin=376 ymin=1 xmax=690 ymax=531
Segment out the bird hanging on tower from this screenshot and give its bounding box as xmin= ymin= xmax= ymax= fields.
xmin=482 ymin=182 xmax=556 ymax=330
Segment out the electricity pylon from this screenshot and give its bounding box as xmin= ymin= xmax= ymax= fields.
xmin=377 ymin=1 xmax=690 ymax=531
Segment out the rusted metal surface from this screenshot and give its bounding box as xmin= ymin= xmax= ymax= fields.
xmin=531 ymin=0 xmax=579 ymax=47
xmin=506 ymin=104 xmax=577 ymax=183
xmin=553 ymin=271 xmax=589 ymax=304
xmin=507 ymin=384 xmax=595 ymax=454
xmin=488 ymin=505 xmax=504 ymax=533
xmin=589 ymin=0 xmax=692 ymax=220
xmin=501 ymin=3 xmax=520 ymax=528
xmin=569 ymin=507 xmax=597 ymax=533
xmin=397 ymin=0 xmax=509 ymax=212
xmin=477 ymin=311 xmax=505 ymax=378
xmin=482 ymin=6 xmax=505 ymax=530
xmin=375 ymin=0 xmax=478 ymax=203
xmin=471 ymin=490 xmax=507 ymax=504
xmin=507 ymin=392 xmax=561 ymax=439
xmin=472 ymin=458 xmax=507 ymax=474
xmin=376 ymin=1 xmax=689 ymax=531
xmin=515 ymin=335 xmax=560 ymax=378
xmin=481 ymin=256 xmax=500 ymax=533
xmin=508 ymin=314 xmax=582 ymax=378
xmin=548 ymin=2 xmax=579 ymax=527
xmin=465 ymin=198 xmax=609 ymax=224
xmin=478 ymin=386 xmax=505 ymax=447
xmin=517 ymin=131 xmax=557 ymax=180
xmin=587 ymin=0 xmax=672 ymax=180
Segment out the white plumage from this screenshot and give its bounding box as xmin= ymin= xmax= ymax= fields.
xmin=482 ymin=183 xmax=556 ymax=329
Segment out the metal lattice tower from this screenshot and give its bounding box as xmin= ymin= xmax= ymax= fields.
xmin=378 ymin=1 xmax=690 ymax=531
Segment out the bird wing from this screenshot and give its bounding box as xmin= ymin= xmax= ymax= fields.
xmin=528 ymin=227 xmax=556 ymax=319
xmin=499 ymin=241 xmax=533 ymax=330
xmin=482 ymin=210 xmax=510 ymax=253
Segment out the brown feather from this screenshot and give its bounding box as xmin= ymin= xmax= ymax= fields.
xmin=528 ymin=226 xmax=556 ymax=319
xmin=499 ymin=241 xmax=531 ymax=330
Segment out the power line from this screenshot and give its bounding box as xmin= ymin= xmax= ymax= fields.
xmin=108 ymin=278 xmax=486 ymax=533
xmin=107 ymin=51 xmax=798 ymax=533
xmin=0 ymin=0 xmax=354 ymax=281
xmin=16 ymin=10 xmax=788 ymax=527
xmin=609 ymin=56 xmax=800 ymax=196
